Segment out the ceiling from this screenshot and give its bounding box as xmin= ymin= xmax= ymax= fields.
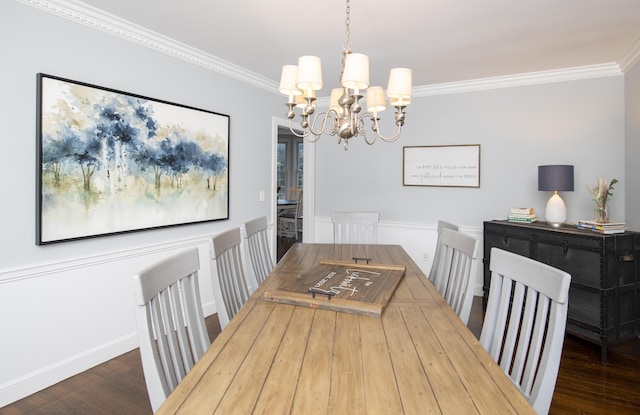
xmin=76 ymin=0 xmax=640 ymax=91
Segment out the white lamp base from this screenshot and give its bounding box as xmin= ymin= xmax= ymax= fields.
xmin=545 ymin=191 xmax=567 ymax=227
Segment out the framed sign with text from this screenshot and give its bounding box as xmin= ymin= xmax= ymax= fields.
xmin=403 ymin=144 xmax=480 ymax=187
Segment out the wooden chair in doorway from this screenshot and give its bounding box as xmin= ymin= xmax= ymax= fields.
xmin=279 ymin=188 xmax=303 ymax=240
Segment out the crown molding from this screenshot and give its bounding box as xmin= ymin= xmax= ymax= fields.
xmin=17 ymin=0 xmax=279 ymax=93
xmin=620 ymin=36 xmax=640 ymax=72
xmin=20 ymin=0 xmax=628 ymax=99
xmin=412 ymin=63 xmax=623 ymax=97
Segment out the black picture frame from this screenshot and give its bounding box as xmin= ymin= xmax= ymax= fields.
xmin=36 ymin=73 xmax=230 ymax=245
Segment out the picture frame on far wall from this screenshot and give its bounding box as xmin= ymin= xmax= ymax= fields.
xmin=36 ymin=73 xmax=230 ymax=245
xmin=403 ymin=144 xmax=481 ymax=187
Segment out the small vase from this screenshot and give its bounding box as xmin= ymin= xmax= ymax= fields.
xmin=594 ymin=201 xmax=609 ymax=223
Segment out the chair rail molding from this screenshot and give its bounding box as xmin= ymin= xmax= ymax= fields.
xmin=0 ymin=233 xmax=223 ymax=407
xmin=1 ymin=234 xmax=209 ymax=285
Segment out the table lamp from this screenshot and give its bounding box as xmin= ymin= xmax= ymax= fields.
xmin=538 ymin=165 xmax=574 ymax=227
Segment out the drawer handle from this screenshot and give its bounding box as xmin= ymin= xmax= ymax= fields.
xmin=503 ymin=232 xmax=509 ymax=245
xmin=620 ymin=254 xmax=634 ymax=262
xmin=563 ymin=240 xmax=569 ymax=254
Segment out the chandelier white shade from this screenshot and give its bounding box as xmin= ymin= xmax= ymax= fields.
xmin=278 ymin=0 xmax=412 ymax=150
xmin=279 ymin=65 xmax=301 ymax=97
xmin=296 ymin=56 xmax=323 ymax=92
xmin=342 ymin=53 xmax=369 ymax=90
xmin=387 ymin=68 xmax=413 ymax=101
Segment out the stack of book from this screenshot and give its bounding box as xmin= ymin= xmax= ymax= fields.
xmin=577 ymin=220 xmax=625 ymax=234
xmin=507 ymin=207 xmax=538 ymax=223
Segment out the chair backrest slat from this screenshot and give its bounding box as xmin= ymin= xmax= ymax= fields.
xmin=210 ymin=227 xmax=251 ymax=326
xmin=331 ymin=211 xmax=379 ymax=244
xmin=132 ymin=248 xmax=210 ymax=412
xmin=428 ymin=220 xmax=459 ymax=283
xmin=480 ymin=248 xmax=571 ymax=415
xmin=244 ymin=216 xmax=274 ymax=284
xmin=432 ymin=228 xmax=479 ymax=325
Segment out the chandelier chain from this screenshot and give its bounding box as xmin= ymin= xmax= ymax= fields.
xmin=343 ymin=0 xmax=351 ymax=53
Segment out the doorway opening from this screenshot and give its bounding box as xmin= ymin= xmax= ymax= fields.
xmin=276 ymin=126 xmax=303 ymax=260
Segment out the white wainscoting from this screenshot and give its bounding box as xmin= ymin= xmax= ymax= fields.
xmin=313 ymin=216 xmax=485 ymax=296
xmin=0 ymin=224 xmax=272 ymax=408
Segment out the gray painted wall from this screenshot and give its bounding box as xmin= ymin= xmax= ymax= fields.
xmin=1 ymin=1 xmax=279 ymax=271
xmin=0 ymin=1 xmax=279 ymax=406
xmin=315 ymin=77 xmax=628 ymax=227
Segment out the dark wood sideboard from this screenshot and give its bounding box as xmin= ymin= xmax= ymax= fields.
xmin=483 ymin=220 xmax=640 ymax=364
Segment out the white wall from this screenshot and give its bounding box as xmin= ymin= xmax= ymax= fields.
xmin=0 ymin=1 xmax=279 ymax=406
xmin=625 ymin=62 xmax=640 ymax=230
xmin=315 ymin=77 xmax=627 ymax=228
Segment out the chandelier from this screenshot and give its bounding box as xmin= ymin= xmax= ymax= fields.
xmin=278 ymin=0 xmax=412 ymax=150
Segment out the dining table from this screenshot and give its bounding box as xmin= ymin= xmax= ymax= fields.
xmin=156 ymin=243 xmax=536 ymax=414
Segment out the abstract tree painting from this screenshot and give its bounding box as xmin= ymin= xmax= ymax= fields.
xmin=37 ymin=74 xmax=229 ymax=244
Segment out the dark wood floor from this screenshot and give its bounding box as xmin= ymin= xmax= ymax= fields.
xmin=3 ymin=243 xmax=638 ymax=414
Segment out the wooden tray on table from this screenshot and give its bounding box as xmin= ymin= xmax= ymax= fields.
xmin=264 ymin=259 xmax=406 ymax=317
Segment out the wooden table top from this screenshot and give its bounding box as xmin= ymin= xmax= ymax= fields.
xmin=156 ymin=243 xmax=536 ymax=415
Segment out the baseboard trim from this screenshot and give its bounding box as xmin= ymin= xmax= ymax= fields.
xmin=0 ymin=333 xmax=138 ymax=408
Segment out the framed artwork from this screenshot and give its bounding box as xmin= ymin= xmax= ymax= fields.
xmin=403 ymin=144 xmax=480 ymax=187
xmin=36 ymin=73 xmax=230 ymax=245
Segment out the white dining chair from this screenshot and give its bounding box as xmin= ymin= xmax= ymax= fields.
xmin=243 ymin=216 xmax=274 ymax=284
xmin=132 ymin=248 xmax=210 ymax=412
xmin=432 ymin=227 xmax=479 ymax=325
xmin=210 ymin=227 xmax=251 ymax=327
xmin=428 ymin=220 xmax=459 ymax=284
xmin=331 ymin=211 xmax=379 ymax=244
xmin=480 ymin=248 xmax=571 ymax=415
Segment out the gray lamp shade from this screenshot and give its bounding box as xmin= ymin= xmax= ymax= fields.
xmin=538 ymin=165 xmax=574 ymax=192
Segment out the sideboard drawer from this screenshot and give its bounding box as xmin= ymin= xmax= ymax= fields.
xmin=537 ymin=241 xmax=602 ymax=288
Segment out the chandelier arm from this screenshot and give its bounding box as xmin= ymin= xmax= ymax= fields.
xmin=354 ymin=113 xmax=368 ymax=138
xmin=361 ymin=112 xmax=403 ymax=143
xmin=288 ymin=111 xmax=340 ymax=143
xmin=288 ymin=118 xmax=321 ymax=142
xmin=308 ymin=110 xmax=338 ymax=138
